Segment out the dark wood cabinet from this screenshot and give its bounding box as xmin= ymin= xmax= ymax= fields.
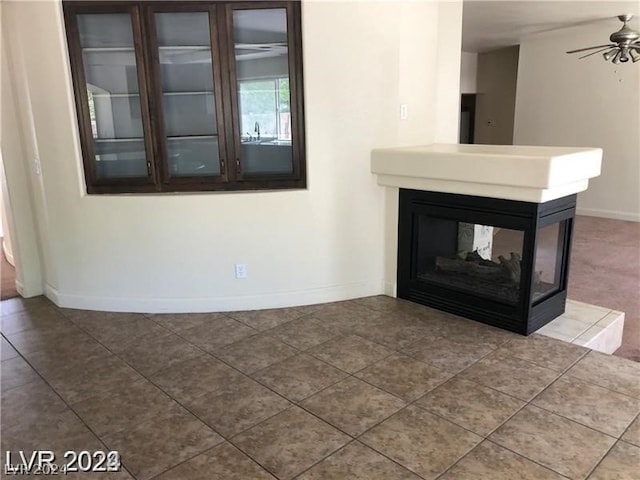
xmin=63 ymin=1 xmax=306 ymax=194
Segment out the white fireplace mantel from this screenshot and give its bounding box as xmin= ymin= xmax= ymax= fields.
xmin=371 ymin=143 xmax=602 ymax=203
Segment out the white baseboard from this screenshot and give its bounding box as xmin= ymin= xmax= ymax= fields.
xmin=45 ymin=279 xmax=386 ymax=313
xmin=577 ymin=208 xmax=640 ymax=222
xmin=384 ymin=281 xmax=397 ymax=297
xmin=16 ymin=279 xmax=44 ymax=298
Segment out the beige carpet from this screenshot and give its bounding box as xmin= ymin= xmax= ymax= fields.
xmin=568 ymin=216 xmax=640 ymax=362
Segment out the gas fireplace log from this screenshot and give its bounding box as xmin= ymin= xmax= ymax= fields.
xmin=435 ymin=251 xmax=522 ymax=284
xmin=435 ymin=256 xmax=507 ymax=280
xmin=498 ymin=253 xmax=521 ymax=284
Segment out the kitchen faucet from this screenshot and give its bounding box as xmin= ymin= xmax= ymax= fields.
xmin=254 ymin=121 xmax=260 ymax=140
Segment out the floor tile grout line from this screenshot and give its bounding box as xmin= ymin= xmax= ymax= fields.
xmin=160 ymin=314 xmax=368 ymax=407
xmin=581 ymin=436 xmax=622 ymax=480
xmin=353 ymin=403 xmax=441 ymax=480
xmin=144 ymin=433 xmax=277 ymax=480
xmin=562 ymin=369 xmax=640 ymax=402
xmin=408 ymin=388 xmax=525 ymax=440
xmin=427 ymin=440 xmax=481 ymax=480
xmin=6 ymin=298 xmax=638 ymax=479
xmin=160 ymin=325 xmax=635 ymax=480
xmin=526 ymin=401 xmax=632 ymax=441
xmin=54 ymin=309 xmax=260 ymax=440
xmin=291 ymin=385 xmax=405 ymax=440
xmin=292 ymin=437 xmax=431 ymax=480
xmin=57 ymin=309 xmax=306 ymax=478
xmin=230 ymin=418 xmax=350 ymax=480
xmin=486 ymin=397 xmax=620 ymax=479
xmin=618 ymin=411 xmax=640 ymax=443
xmin=0 ymin=335 xmax=137 ymax=479
xmin=473 ymin=438 xmax=573 ymax=480
xmin=466 ymin=345 xmax=640 ymax=404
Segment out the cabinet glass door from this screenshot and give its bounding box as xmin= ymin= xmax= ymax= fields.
xmin=153 ymin=11 xmax=223 ymax=178
xmin=77 ymin=13 xmax=150 ymax=180
xmin=231 ymin=7 xmax=293 ymax=175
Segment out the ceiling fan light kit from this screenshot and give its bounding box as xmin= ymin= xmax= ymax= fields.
xmin=566 ymin=14 xmax=640 ymax=64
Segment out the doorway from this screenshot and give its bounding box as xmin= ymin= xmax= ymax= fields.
xmin=1 ymin=165 xmax=19 ymax=300
xmin=459 ymin=94 xmax=476 ymax=144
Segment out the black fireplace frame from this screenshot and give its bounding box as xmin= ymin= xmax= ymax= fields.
xmin=397 ymin=189 xmax=576 ymax=335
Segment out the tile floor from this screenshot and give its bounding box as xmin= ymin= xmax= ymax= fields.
xmin=1 ymin=295 xmax=639 ymax=480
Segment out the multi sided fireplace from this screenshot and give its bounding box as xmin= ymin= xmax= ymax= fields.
xmin=371 ymin=143 xmax=602 ymax=336
xmin=397 ymin=189 xmax=576 ymax=334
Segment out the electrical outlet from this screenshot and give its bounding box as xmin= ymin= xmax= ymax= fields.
xmin=400 ymin=104 xmax=408 ymax=120
xmin=235 ymin=263 xmax=247 ymax=279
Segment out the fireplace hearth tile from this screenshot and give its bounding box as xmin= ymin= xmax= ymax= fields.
xmin=557 ymin=299 xmax=610 ymax=324
xmin=489 ymin=405 xmax=615 ymax=479
xmin=496 ymin=334 xmax=588 ymax=372
xmin=458 ymin=352 xmax=559 ymax=401
xmin=573 ymin=312 xmax=625 ymax=354
xmin=414 ymin=378 xmax=525 ymax=437
xmin=535 ymin=300 xmax=625 ymax=354
xmin=531 ymin=376 xmax=640 ymax=438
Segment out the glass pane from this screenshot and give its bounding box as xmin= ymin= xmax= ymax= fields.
xmin=233 ymin=8 xmax=293 ymax=175
xmin=155 ymin=12 xmax=220 ymax=177
xmin=77 ymin=13 xmax=148 ymax=180
xmin=94 ymin=140 xmax=147 ymax=178
xmin=533 ymin=222 xmax=564 ymax=302
xmin=167 ymin=137 xmax=221 ymax=177
xmin=415 ymin=217 xmax=524 ymax=305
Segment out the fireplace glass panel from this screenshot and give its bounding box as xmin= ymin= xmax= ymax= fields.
xmin=532 ymin=222 xmax=564 ymax=302
xmin=415 ymin=216 xmax=524 ymax=305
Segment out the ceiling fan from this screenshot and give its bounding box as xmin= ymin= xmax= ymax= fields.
xmin=566 ymin=14 xmax=640 ymax=64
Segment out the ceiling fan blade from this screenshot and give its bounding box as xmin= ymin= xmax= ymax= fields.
xmin=578 ymin=47 xmax=616 ymax=59
xmin=566 ymin=44 xmax=616 ymax=54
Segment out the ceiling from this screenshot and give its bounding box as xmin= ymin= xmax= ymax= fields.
xmin=463 ymin=0 xmax=640 ymax=52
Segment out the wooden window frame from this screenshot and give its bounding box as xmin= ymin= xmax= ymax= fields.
xmin=63 ymin=0 xmax=306 ymax=194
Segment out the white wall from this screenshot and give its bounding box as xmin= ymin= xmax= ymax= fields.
xmin=2 ymin=0 xmax=462 ymax=312
xmin=1 ymin=8 xmax=47 ymax=297
xmin=515 ymin=21 xmax=640 ymax=221
xmin=460 ymin=52 xmax=477 ymax=93
xmin=384 ymin=1 xmax=463 ymax=295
